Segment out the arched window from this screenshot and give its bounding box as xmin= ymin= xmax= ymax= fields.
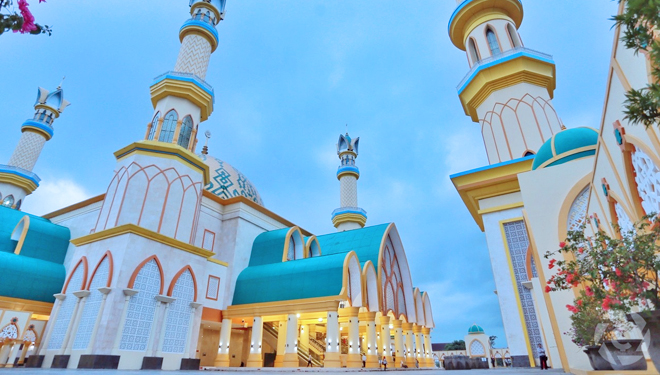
xmin=287 ymin=237 xmax=295 ymax=261
xmin=46 ymin=113 xmax=54 ymax=125
xmin=524 ymin=151 xmax=535 ymax=156
xmin=73 ymin=255 xmax=111 ymax=350
xmin=177 ymin=116 xmax=194 ymax=148
xmin=631 ymin=146 xmax=660 ymax=215
xmin=507 ymin=23 xmax=521 ymax=48
xmin=38 ymin=111 xmax=46 ymax=121
xmin=120 ymin=258 xmax=162 ymax=351
xmin=163 ymin=269 xmax=196 ymax=353
xmin=48 ymin=260 xmax=87 ymax=350
xmin=148 ymin=112 xmax=160 ymax=140
xmin=2 ymin=195 xmax=15 ymax=208
xmin=486 ymin=28 xmax=501 ymax=55
xmin=567 ymin=186 xmax=589 ymax=233
xmin=194 ymin=10 xmax=202 ymax=20
xmin=468 ymin=38 xmax=480 ymax=64
xmin=158 ymin=110 xmax=178 ymax=143
xmin=14 ymin=199 xmax=21 ymax=210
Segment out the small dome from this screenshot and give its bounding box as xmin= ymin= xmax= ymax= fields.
xmin=200 ymin=154 xmax=264 ymax=206
xmin=532 ymin=127 xmax=598 ymax=170
xmin=468 ymin=324 xmax=484 ymax=335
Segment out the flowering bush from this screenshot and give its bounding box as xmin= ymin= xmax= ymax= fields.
xmin=0 ymin=0 xmax=51 ymax=35
xmin=564 ymin=292 xmax=620 ymax=347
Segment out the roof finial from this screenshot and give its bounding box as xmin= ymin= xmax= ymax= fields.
xmin=57 ymin=76 xmax=65 ymax=90
xmin=202 ymin=130 xmax=211 ymax=155
xmin=345 ymin=123 xmax=348 ymax=135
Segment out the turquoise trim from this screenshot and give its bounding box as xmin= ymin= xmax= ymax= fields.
xmin=22 ymin=120 xmax=54 ymax=138
xmin=545 ymin=150 xmax=596 ymax=168
xmin=246 ymin=228 xmax=291 ymax=267
xmin=449 ymin=155 xmax=535 ymax=179
xmin=614 ymin=129 xmax=623 ymax=145
xmin=151 ymin=73 xmax=215 ymax=103
xmin=115 ymin=146 xmax=207 ymax=174
xmin=331 ymin=208 xmax=367 ymax=220
xmin=0 ymin=252 xmax=65 ymax=303
xmin=0 ymin=165 xmax=40 ymax=187
xmin=180 ymin=19 xmax=219 ymax=43
xmin=448 ymin=0 xmax=522 ymax=35
xmin=317 ymin=223 xmax=390 ymax=267
xmin=468 ymin=324 xmax=485 ymax=334
xmin=458 ymin=50 xmax=554 ymax=94
xmin=337 ymin=166 xmax=360 ymax=177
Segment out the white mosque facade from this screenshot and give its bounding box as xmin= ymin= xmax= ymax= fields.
xmin=0 ymin=0 xmax=435 ymax=370
xmin=450 ymin=0 xmax=659 ymax=373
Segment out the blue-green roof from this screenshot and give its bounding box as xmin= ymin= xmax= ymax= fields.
xmin=468 ymin=324 xmax=484 ymax=334
xmin=0 ymin=205 xmax=71 ymax=302
xmin=233 ymin=224 xmax=392 ymax=305
xmin=532 ymin=127 xmax=598 ymax=170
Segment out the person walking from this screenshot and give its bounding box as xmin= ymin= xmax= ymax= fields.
xmin=382 ymin=356 xmax=388 ymax=371
xmin=537 ymin=343 xmax=548 ymax=370
xmin=362 ymin=353 xmax=366 ymax=368
xmin=307 ymin=354 xmax=313 ymax=368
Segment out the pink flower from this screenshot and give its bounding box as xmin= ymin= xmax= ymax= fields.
xmin=566 ymin=304 xmax=579 ymax=313
xmin=615 ymin=268 xmax=622 ymax=277
xmin=548 ymin=259 xmax=556 ymax=270
xmin=585 ymin=286 xmax=594 ymax=297
xmin=14 ymin=0 xmax=37 ymax=34
xmin=578 ymin=247 xmax=584 ymax=254
xmin=559 ymin=242 xmax=566 ymax=248
xmin=545 ymin=286 xmax=552 ymax=293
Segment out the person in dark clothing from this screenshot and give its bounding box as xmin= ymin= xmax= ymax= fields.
xmin=537 ymin=344 xmax=548 ymax=370
xmin=382 ymin=356 xmax=388 ymax=371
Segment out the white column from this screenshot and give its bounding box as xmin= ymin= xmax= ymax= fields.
xmin=392 ymin=319 xmax=403 ymax=367
xmin=403 ymin=323 xmax=415 ymax=367
xmin=154 ymin=295 xmax=176 ymax=358
xmin=361 ymin=312 xmax=379 ymax=368
xmin=324 ymin=311 xmax=340 ymax=368
xmin=183 ymin=302 xmax=202 ymax=358
xmin=246 ymin=316 xmax=264 ymax=367
xmin=379 ymin=316 xmax=392 ymax=363
xmin=274 ymin=319 xmax=287 ymax=367
xmin=5 ymin=342 xmax=21 ymax=368
xmin=112 ymin=288 xmax=138 ymax=355
xmin=62 ymin=290 xmax=90 ymax=355
xmin=342 ymin=307 xmax=361 ymax=368
xmin=39 ymin=293 xmax=66 ymax=355
xmin=214 ymin=318 xmax=232 ymax=367
xmin=423 ymin=327 xmax=433 ymax=368
xmin=413 ymin=324 xmax=423 ymax=367
xmin=86 ymin=287 xmax=112 ymax=354
xmin=282 ymin=314 xmax=298 ymax=367
xmin=0 ymin=342 xmax=12 ymax=367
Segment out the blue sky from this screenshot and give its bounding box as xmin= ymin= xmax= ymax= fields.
xmin=0 ymin=1 xmax=619 ymax=347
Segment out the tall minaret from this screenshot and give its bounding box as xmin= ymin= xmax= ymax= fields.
xmin=145 ymin=0 xmax=226 ymax=152
xmin=449 ymin=0 xmax=562 ymax=164
xmin=332 ymin=133 xmax=367 ymax=231
xmin=0 ymin=85 xmax=69 ymax=209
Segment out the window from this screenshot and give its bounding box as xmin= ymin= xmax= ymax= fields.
xmin=14 ymin=199 xmax=21 ymax=210
xmin=46 ymin=113 xmax=54 ymax=125
xmin=148 ymin=112 xmax=160 ymax=140
xmin=38 ymin=111 xmax=46 ymax=121
xmin=507 ymin=23 xmax=521 ymax=48
xmin=524 ymin=151 xmax=535 ymax=156
xmin=158 ymin=110 xmax=178 ymax=143
xmin=287 ymin=237 xmax=295 ymax=261
xmin=177 ymin=116 xmax=194 ymax=148
xmin=486 ymin=28 xmax=501 ymax=55
xmin=468 ymin=38 xmax=480 ymax=64
xmin=2 ymin=195 xmax=14 ymax=207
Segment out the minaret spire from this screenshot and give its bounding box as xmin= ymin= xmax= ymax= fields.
xmin=145 ymin=0 xmax=227 ymax=153
xmin=0 ymin=85 xmax=70 ymax=209
xmin=332 ymin=132 xmax=367 ymax=231
xmin=449 ymin=0 xmax=562 ymax=164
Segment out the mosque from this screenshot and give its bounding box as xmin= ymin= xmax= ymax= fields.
xmin=449 ymin=0 xmax=659 ymax=373
xmin=0 ymin=0 xmax=435 ymax=370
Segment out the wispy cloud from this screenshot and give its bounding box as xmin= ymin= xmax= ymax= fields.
xmin=22 ymin=178 xmax=91 ymax=216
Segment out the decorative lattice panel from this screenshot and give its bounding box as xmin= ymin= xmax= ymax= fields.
xmin=23 ymin=329 xmax=36 ymax=343
xmin=0 ymin=324 xmax=18 ymax=339
xmin=174 ymin=34 xmax=212 ymax=79
xmin=567 ymin=186 xmax=590 ymax=232
xmin=8 ymin=131 xmax=47 ymax=171
xmin=162 ymin=270 xmax=195 ymax=353
xmin=502 ymin=221 xmax=544 ymax=352
xmin=340 ymin=176 xmax=358 ymax=207
xmin=48 ymin=265 xmax=85 ymax=349
xmin=470 ymin=340 xmax=485 ymax=356
xmin=380 ymin=237 xmax=408 ymax=317
xmin=120 ymin=260 xmax=161 ymax=351
xmin=73 ymin=258 xmax=110 ymax=350
xmin=614 ymin=203 xmax=634 ymax=234
xmin=632 ymin=146 xmax=660 ymax=215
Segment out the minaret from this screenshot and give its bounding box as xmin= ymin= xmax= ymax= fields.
xmin=0 ymin=85 xmax=69 ymax=209
xmin=145 ymin=0 xmax=226 ymax=152
xmin=449 ymin=0 xmax=562 ymax=164
xmin=332 ymin=133 xmax=367 ymax=231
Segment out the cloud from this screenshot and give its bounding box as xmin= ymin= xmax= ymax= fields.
xmin=21 ymin=178 xmax=92 ymax=216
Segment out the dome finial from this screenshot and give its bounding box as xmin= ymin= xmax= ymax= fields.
xmin=202 ymin=130 xmax=211 ymax=155
xmin=57 ymin=76 xmax=65 ymax=90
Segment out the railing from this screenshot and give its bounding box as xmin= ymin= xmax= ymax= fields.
xmin=332 ymin=207 xmax=367 ymax=217
xmin=456 ymin=47 xmax=554 ymax=91
xmin=263 ymin=323 xmax=323 ymax=367
xmin=153 ymin=71 xmax=215 ymax=94
xmin=0 ymin=164 xmax=40 ymax=183
xmin=308 ymin=337 xmax=325 ymax=353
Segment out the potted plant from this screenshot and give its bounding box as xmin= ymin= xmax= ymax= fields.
xmin=601 ymin=215 xmax=660 ymax=372
xmin=545 ymin=224 xmax=647 ymax=371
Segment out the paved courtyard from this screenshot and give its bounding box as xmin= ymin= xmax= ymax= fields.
xmin=0 ymin=369 xmax=568 ymax=375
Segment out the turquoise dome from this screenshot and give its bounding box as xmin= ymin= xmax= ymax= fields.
xmin=468 ymin=324 xmax=484 ymax=335
xmin=532 ymin=127 xmax=599 ymax=170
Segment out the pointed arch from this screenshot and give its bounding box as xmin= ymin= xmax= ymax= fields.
xmin=167 ymin=265 xmax=198 ymax=302
xmin=22 ymin=325 xmax=38 ymax=343
xmin=422 ymin=292 xmax=434 ymax=329
xmin=88 ymin=251 xmax=114 ymax=289
xmin=557 ymin=173 xmax=593 ymax=241
xmin=305 ymin=235 xmax=322 ymax=258
xmin=340 ymin=251 xmax=362 ymax=307
xmin=467 ymin=37 xmax=481 ymax=64
xmin=177 ymin=115 xmax=194 ymax=149
xmin=148 ymin=112 xmax=160 ymax=140
xmin=377 ymin=224 xmax=415 ymax=323
xmin=485 ymin=25 xmax=501 ymax=55
xmin=11 ymin=215 xmax=29 ymax=255
xmin=158 ymin=109 xmax=179 ymax=143
xmin=128 ymin=255 xmax=164 ymax=295
xmin=62 ymin=257 xmax=89 ymax=293
xmin=0 ymin=319 xmax=19 ymax=339
xmin=413 ymin=288 xmax=424 ymax=326
xmin=282 ymin=226 xmax=305 ymax=261
xmin=362 ymin=260 xmax=380 ymax=312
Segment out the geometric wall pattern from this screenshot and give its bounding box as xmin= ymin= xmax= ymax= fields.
xmin=614 ymin=202 xmax=634 ymax=234
xmin=340 ymin=176 xmax=358 ymax=207
xmin=120 ymin=260 xmax=161 ymax=351
xmin=470 ymin=340 xmax=486 ymax=356
xmin=73 ymin=258 xmax=110 ymax=350
xmin=174 ymin=34 xmax=212 ymax=80
xmin=162 ymin=270 xmax=195 ymax=353
xmin=48 ymin=265 xmax=85 ymax=350
xmin=632 ymin=146 xmax=660 ymax=216
xmin=567 ymin=186 xmax=590 ymax=233
xmin=8 ymin=131 xmax=47 ymax=171
xmin=201 ymin=155 xmax=264 ymax=206
xmin=502 ymin=221 xmax=544 ymax=354
xmin=23 ymin=328 xmax=37 ymax=343
xmin=0 ymin=324 xmax=18 ymax=339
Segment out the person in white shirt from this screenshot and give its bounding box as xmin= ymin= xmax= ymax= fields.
xmin=537 ymin=343 xmax=548 ymax=370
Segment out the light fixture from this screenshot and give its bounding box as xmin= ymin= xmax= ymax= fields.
xmin=296 ymin=313 xmax=300 ymax=318
xmin=318 ymin=318 xmax=323 ymax=322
